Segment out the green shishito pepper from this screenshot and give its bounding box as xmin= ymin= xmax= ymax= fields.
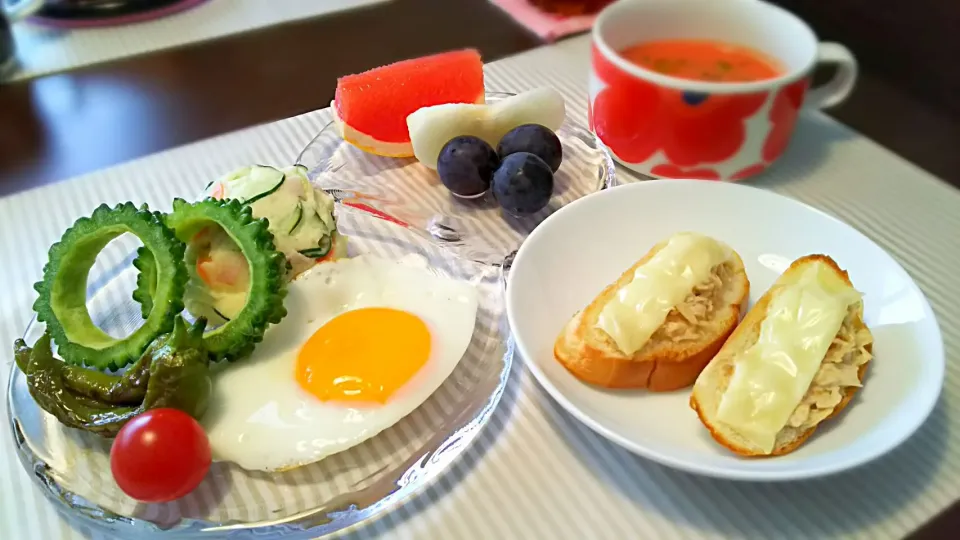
xmin=16 ymin=336 xmax=139 ymax=436
xmin=16 ymin=316 xmax=212 ymax=438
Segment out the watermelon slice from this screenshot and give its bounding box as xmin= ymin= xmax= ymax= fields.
xmin=333 ymin=49 xmax=486 ymax=157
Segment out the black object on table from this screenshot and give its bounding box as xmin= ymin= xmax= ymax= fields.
xmin=35 ymin=0 xmax=194 ymax=20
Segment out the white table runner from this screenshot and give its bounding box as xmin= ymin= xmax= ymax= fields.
xmin=8 ymin=0 xmax=389 ymax=82
xmin=2 ymin=35 xmax=958 ymax=539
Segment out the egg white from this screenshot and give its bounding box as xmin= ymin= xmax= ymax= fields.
xmin=200 ymin=255 xmax=480 ymax=472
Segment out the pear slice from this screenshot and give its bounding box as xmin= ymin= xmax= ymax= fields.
xmin=407 ymin=88 xmax=566 ymax=169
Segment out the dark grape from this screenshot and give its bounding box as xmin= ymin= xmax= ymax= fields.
xmin=436 ymin=136 xmax=500 ymax=198
xmin=492 ymin=152 xmax=554 ymax=215
xmin=496 ymin=124 xmax=563 ymax=172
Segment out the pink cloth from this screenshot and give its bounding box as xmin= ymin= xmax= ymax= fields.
xmin=490 ymin=0 xmax=597 ymax=42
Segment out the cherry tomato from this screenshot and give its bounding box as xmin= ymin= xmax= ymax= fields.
xmin=110 ymin=408 xmax=211 ymax=503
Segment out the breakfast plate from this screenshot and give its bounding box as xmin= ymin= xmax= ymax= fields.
xmin=4 ymin=50 xmax=617 ymax=537
xmin=297 ymin=92 xmax=617 ymax=266
xmin=505 ymin=180 xmax=944 ymax=481
xmin=7 ymin=196 xmax=512 ymax=538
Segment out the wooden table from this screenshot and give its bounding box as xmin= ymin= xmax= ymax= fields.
xmin=0 ymin=0 xmax=956 ymax=536
xmin=1 ymin=0 xmax=959 ymax=198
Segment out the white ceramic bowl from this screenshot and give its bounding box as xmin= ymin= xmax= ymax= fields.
xmin=505 ymin=180 xmax=944 ymax=481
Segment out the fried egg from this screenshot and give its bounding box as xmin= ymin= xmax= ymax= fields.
xmin=201 ymin=255 xmax=479 ymax=471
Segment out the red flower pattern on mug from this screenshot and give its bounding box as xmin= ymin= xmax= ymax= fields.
xmin=591 ymin=45 xmax=768 ymax=168
xmin=730 ymin=163 xmax=768 ymax=181
xmin=762 ymin=78 xmax=809 ymax=163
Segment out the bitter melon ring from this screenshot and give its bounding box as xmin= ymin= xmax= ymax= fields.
xmin=32 ymin=203 xmax=187 ymax=371
xmin=133 ymin=198 xmax=288 ymax=362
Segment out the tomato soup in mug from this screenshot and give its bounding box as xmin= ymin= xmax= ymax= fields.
xmin=619 ymin=39 xmax=783 ymax=83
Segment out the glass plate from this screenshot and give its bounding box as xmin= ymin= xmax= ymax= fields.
xmin=7 ymin=93 xmax=613 ymax=537
xmin=297 ymin=92 xmax=618 ymax=266
xmin=7 ymin=205 xmax=512 ymax=538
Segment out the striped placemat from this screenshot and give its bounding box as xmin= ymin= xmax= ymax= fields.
xmin=2 ymin=35 xmax=958 ymax=539
xmin=7 ymin=0 xmax=389 ymax=82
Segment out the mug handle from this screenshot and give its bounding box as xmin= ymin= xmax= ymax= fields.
xmin=3 ymin=0 xmax=44 ymax=22
xmin=806 ymin=42 xmax=858 ymax=109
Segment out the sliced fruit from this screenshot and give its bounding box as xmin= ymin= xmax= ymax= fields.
xmin=407 ymin=87 xmax=566 ymax=169
xmin=333 ymin=49 xmax=485 ymax=157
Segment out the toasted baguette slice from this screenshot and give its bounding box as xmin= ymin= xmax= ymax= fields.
xmin=554 ymin=235 xmax=749 ymax=391
xmin=690 ymin=255 xmax=874 ymax=457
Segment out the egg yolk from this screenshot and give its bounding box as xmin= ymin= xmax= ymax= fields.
xmin=296 ymin=307 xmax=432 ymax=404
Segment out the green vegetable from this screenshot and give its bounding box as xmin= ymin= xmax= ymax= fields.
xmin=61 ymin=350 xmax=151 ymax=405
xmin=244 ymin=166 xmax=286 ymax=204
xmin=209 ymin=165 xmax=286 ymax=204
xmin=32 ymin=203 xmax=187 ymax=371
xmin=139 ymin=316 xmax=213 ymax=420
xmin=133 ymin=198 xmax=288 ymax=362
xmin=13 ymin=339 xmax=30 ymax=373
xmin=18 ymin=332 xmax=140 ymax=436
xmin=58 ymin=313 xmax=204 ymax=405
xmin=204 ymin=165 xmax=342 ymax=280
xmin=298 ymin=234 xmax=332 ymax=259
xmin=132 ymin=245 xmax=158 ymax=319
xmin=284 ymin=202 xmax=304 ymax=235
xmin=16 ymin=317 xmax=213 ymax=437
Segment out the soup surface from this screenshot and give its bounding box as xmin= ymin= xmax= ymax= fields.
xmin=619 ymin=39 xmax=783 ymax=83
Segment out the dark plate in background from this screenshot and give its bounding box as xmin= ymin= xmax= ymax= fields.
xmin=36 ymin=0 xmax=196 ymax=20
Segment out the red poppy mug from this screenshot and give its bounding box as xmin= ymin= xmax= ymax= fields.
xmin=588 ymin=0 xmax=857 ymax=181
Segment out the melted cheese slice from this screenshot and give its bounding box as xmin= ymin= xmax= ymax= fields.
xmin=595 ymin=232 xmax=732 ymax=355
xmin=716 ymin=261 xmax=862 ymax=453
